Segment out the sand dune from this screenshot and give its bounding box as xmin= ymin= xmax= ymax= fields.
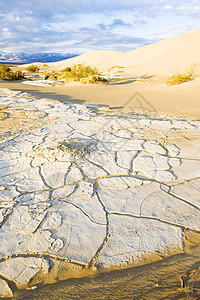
xmin=47 ymin=29 xmax=200 ymax=78
xmin=50 ymin=50 xmax=123 ymax=71
xmin=14 ymin=29 xmax=200 ymax=121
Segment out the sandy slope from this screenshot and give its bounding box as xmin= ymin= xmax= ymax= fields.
xmin=1 ymin=78 xmax=200 ymax=120
xmin=15 ymin=234 xmax=200 ymax=299
xmin=45 ymin=29 xmax=200 ymax=78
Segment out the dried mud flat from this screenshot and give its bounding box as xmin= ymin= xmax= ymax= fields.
xmin=0 ymin=88 xmax=199 ymax=298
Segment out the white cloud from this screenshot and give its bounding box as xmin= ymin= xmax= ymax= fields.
xmin=164 ymin=5 xmax=173 ymax=10
xmin=0 ymin=0 xmax=199 ymax=53
xmin=177 ymin=5 xmax=200 ymax=15
xmin=163 ymin=2 xmax=200 ymax=16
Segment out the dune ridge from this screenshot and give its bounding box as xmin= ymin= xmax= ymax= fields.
xmin=46 ymin=29 xmax=200 ymax=78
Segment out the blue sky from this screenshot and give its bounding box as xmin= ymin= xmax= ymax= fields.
xmin=0 ymin=0 xmax=199 ymax=53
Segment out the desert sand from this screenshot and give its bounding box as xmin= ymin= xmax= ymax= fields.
xmin=6 ymin=30 xmax=200 ymax=121
xmin=14 ymin=239 xmax=200 ymax=299
xmin=20 ymin=29 xmax=200 ymax=79
xmin=0 ymin=29 xmax=200 ymax=299
xmin=0 ymin=77 xmax=200 ymax=120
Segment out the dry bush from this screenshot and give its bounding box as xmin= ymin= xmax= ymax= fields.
xmin=0 ymin=65 xmax=25 ymax=80
xmin=44 ymin=72 xmax=58 ymax=80
xmin=25 ymin=64 xmax=40 ymax=73
xmin=60 ymin=63 xmax=98 ymax=82
xmin=80 ymin=75 xmax=108 ymax=84
xmin=185 ymin=62 xmax=200 ymax=76
xmin=166 ymin=73 xmax=192 ymax=85
xmin=166 ymin=62 xmax=199 ymax=86
xmin=108 ymin=65 xmax=123 ymax=72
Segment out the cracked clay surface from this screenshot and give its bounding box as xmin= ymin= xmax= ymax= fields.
xmin=0 ymin=88 xmax=200 ymax=296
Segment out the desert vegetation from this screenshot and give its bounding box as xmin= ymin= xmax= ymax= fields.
xmin=59 ymin=63 xmax=98 ymax=82
xmin=185 ymin=62 xmax=200 ymax=77
xmin=0 ymin=64 xmax=25 ymax=80
xmin=108 ymin=65 xmax=123 ymax=72
xmin=44 ymin=72 xmax=58 ymax=80
xmin=55 ymin=63 xmax=107 ymax=84
xmin=166 ymin=62 xmax=199 ymax=85
xmin=25 ymin=64 xmax=40 ymax=73
xmin=166 ymin=73 xmax=192 ymax=85
xmin=80 ymin=75 xmax=108 ymax=84
xmin=22 ymin=63 xmax=108 ymax=84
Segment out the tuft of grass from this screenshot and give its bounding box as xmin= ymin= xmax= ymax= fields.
xmin=43 ymin=63 xmax=48 ymax=67
xmin=61 ymin=67 xmax=72 ymax=72
xmin=0 ymin=65 xmax=25 ymax=81
xmin=80 ymin=75 xmax=108 ymax=84
xmin=60 ymin=63 xmax=98 ymax=82
xmin=25 ymin=64 xmax=40 ymax=73
xmin=185 ymin=62 xmax=200 ymax=77
xmin=166 ymin=73 xmax=192 ymax=85
xmin=108 ymin=65 xmax=123 ymax=72
xmin=166 ymin=62 xmax=199 ymax=86
xmin=44 ymin=71 xmax=58 ymax=80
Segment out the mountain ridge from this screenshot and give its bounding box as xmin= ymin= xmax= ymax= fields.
xmin=0 ymin=52 xmax=79 ymax=64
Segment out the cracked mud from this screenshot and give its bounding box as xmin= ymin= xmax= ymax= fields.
xmin=0 ymin=88 xmax=199 ymax=296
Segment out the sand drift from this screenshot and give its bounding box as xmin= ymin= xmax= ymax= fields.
xmin=0 ymin=88 xmax=200 ymax=297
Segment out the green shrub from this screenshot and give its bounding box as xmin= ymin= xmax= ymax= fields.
xmin=80 ymin=75 xmax=108 ymax=84
xmin=61 ymin=63 xmax=98 ymax=82
xmin=25 ymin=64 xmax=40 ymax=73
xmin=0 ymin=65 xmax=25 ymax=80
xmin=43 ymin=63 xmax=48 ymax=67
xmin=166 ymin=73 xmax=192 ymax=85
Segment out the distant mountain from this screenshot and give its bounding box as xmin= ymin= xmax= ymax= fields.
xmin=0 ymin=52 xmax=79 ymax=64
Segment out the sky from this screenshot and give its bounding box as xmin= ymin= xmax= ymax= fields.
xmin=0 ymin=0 xmax=199 ymax=54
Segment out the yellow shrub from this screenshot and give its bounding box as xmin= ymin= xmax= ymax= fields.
xmin=108 ymin=65 xmax=123 ymax=72
xmin=166 ymin=73 xmax=192 ymax=85
xmin=26 ymin=65 xmax=40 ymax=73
xmin=44 ymin=72 xmax=58 ymax=80
xmin=0 ymin=65 xmax=25 ymax=80
xmin=61 ymin=63 xmax=98 ymax=82
xmin=80 ymin=75 xmax=108 ymax=84
xmin=185 ymin=62 xmax=200 ymax=76
xmin=166 ymin=62 xmax=199 ymax=85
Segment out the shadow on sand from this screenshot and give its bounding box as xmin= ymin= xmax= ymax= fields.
xmin=0 ymin=81 xmax=85 ymax=104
